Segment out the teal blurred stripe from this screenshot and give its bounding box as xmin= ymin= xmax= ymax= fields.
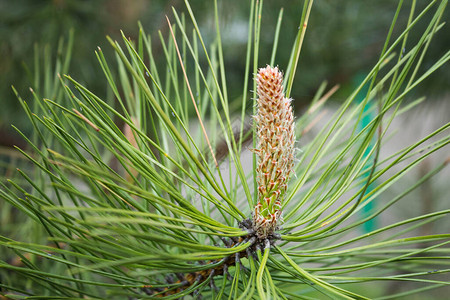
xmin=354 ymin=73 xmax=377 ymax=233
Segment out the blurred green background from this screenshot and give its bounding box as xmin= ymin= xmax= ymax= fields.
xmin=1 ymin=0 xmax=449 ymax=148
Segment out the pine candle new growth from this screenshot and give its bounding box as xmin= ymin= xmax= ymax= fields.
xmin=252 ymin=66 xmax=296 ymax=239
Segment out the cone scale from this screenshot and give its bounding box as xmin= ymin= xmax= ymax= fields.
xmin=252 ymin=66 xmax=296 ymax=239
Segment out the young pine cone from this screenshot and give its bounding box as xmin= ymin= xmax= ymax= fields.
xmin=252 ymin=66 xmax=296 ymax=239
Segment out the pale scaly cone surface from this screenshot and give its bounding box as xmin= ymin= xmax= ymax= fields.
xmin=253 ymin=65 xmax=296 ymax=239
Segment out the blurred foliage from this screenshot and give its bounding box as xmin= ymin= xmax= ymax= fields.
xmin=1 ymin=0 xmax=448 ymax=139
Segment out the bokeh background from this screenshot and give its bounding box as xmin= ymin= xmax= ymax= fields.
xmin=1 ymin=0 xmax=449 ymax=146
